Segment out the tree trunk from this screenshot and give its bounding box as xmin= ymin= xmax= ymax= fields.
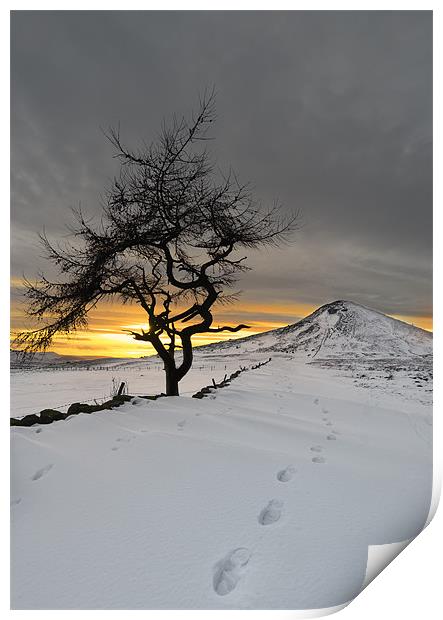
xmin=176 ymin=334 xmax=193 ymax=384
xmin=165 ymin=364 xmax=180 ymax=396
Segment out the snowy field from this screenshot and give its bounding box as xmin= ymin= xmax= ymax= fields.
xmin=10 ymin=352 xmax=432 ymax=610
xmin=10 ymin=302 xmax=433 ymax=610
xmin=10 ymin=354 xmax=246 ymax=419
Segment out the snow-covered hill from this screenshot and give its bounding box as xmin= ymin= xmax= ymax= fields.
xmin=203 ymin=300 xmax=432 ymax=359
xmin=10 ymin=350 xmax=128 ymax=370
xmin=10 ymin=350 xmax=69 ymax=367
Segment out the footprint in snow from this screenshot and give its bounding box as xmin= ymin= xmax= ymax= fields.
xmin=111 ymin=446 xmax=119 ymax=451
xmin=325 ymin=421 xmax=333 ymax=426
xmin=310 ymin=445 xmax=323 ymax=453
xmin=313 ymin=398 xmax=319 ymax=405
xmin=277 ymin=465 xmax=296 ymax=482
xmin=31 ymin=464 xmax=53 ymax=481
xmin=258 ymin=499 xmax=283 ymax=525
xmin=177 ymin=420 xmax=186 ymax=431
xmin=321 ymin=407 xmax=329 ymax=414
xmin=312 ymin=457 xmax=326 ymax=464
xmin=213 ymin=547 xmax=251 ymax=596
xmin=326 ymin=434 xmax=337 ymax=440
xmin=11 ymin=498 xmax=22 ymax=506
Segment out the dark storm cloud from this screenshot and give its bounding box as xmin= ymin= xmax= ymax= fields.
xmin=11 ymin=10 xmax=432 ymax=317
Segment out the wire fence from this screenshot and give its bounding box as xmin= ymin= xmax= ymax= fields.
xmin=11 ymin=361 xmax=233 ymax=418
xmin=13 ymin=393 xmax=114 ymax=417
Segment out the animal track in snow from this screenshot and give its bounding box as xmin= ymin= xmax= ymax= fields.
xmin=310 ymin=445 xmax=323 ymax=453
xmin=277 ymin=465 xmax=296 ymax=482
xmin=312 ymin=456 xmax=326 ymax=464
xmin=111 ymin=446 xmax=119 ymax=451
xmin=325 ymin=421 xmax=333 ymax=426
xmin=326 ymin=434 xmax=337 ymax=440
xmin=213 ymin=547 xmax=251 ymax=596
xmin=258 ymin=499 xmax=283 ymax=525
xmin=35 ymin=428 xmax=42 ymax=434
xmin=321 ymin=407 xmax=329 ymax=414
xmin=31 ymin=464 xmax=53 ymax=481
xmin=313 ymin=398 xmax=319 ymax=405
xmin=11 ymin=498 xmax=22 ymax=506
xmin=177 ymin=420 xmax=186 ymax=430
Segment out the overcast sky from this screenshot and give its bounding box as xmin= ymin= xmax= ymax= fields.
xmin=11 ymin=10 xmax=432 ymax=326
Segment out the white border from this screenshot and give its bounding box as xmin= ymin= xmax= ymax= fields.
xmin=4 ymin=3 xmax=440 ymax=618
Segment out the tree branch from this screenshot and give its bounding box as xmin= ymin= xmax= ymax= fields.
xmin=206 ymin=324 xmax=250 ymax=333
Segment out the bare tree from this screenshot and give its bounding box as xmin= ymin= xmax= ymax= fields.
xmin=14 ymin=92 xmax=298 ymax=396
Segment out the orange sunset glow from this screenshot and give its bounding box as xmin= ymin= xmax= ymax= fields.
xmin=10 ymin=297 xmax=433 ymax=359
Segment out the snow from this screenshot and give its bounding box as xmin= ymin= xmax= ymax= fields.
xmin=204 ymin=300 xmax=432 ymax=360
xmin=10 ymin=356 xmax=245 ymax=419
xmin=10 ymin=301 xmax=433 ymax=610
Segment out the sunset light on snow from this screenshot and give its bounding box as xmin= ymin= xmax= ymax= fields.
xmin=10 ymin=297 xmax=432 ymax=358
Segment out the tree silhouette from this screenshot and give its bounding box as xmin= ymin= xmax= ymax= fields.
xmin=14 ymin=92 xmax=298 ymax=395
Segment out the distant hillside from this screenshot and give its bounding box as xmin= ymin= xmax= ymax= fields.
xmin=202 ymin=300 xmax=432 ymax=359
xmin=11 ymin=301 xmax=432 ymax=368
xmin=10 ymin=350 xmax=124 ymax=369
